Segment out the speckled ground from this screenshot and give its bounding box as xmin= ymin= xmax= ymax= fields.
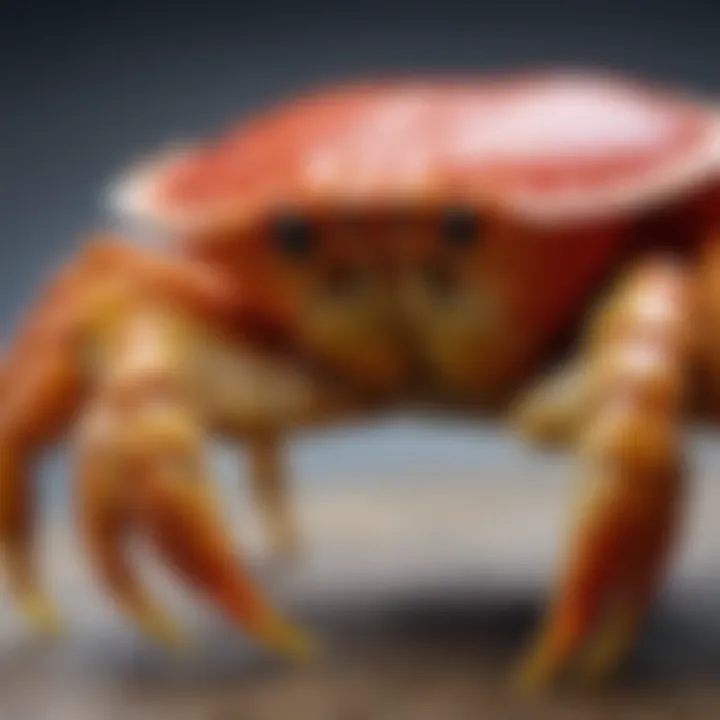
xmin=1 ymin=468 xmax=720 ymax=719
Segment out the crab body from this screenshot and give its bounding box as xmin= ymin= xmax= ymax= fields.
xmin=4 ymin=70 xmax=720 ymax=692
xmin=117 ymin=72 xmax=720 ymax=406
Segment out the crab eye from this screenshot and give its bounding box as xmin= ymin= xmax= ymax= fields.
xmin=442 ymin=206 xmax=481 ymax=247
xmin=271 ymin=210 xmax=314 ymax=259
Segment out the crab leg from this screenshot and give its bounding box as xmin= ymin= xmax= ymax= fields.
xmin=0 ymin=349 xmax=83 ymax=635
xmin=692 ymin=238 xmax=720 ymax=418
xmin=135 ymin=441 xmax=312 ymax=658
xmin=510 ymin=360 xmax=594 ymax=446
xmin=0 ymin=244 xmax=139 ymax=636
xmin=0 ymin=232 xmax=294 ymax=634
xmin=245 ymin=434 xmax=299 ymax=564
xmin=515 ymin=258 xmax=690 ymax=693
xmin=84 ymin=305 xmax=313 ymax=659
xmin=76 ymin=404 xmax=186 ymax=647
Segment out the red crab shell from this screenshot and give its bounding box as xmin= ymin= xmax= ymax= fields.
xmin=112 ymin=71 xmax=720 ymax=237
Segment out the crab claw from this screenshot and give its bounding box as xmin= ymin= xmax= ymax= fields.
xmin=77 ymin=405 xmax=189 ymax=649
xmin=107 ymin=399 xmax=313 ymax=661
xmin=134 ymin=447 xmax=315 ymax=661
xmin=73 ymin=294 xmax=316 ymax=659
xmin=77 ymin=400 xmax=314 ymax=659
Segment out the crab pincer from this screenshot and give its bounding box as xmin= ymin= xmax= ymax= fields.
xmin=135 ymin=445 xmax=314 ymax=659
xmin=74 ymin=303 xmax=315 ymax=659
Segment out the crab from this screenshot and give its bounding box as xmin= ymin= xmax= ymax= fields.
xmin=3 ymin=68 xmax=720 ymax=693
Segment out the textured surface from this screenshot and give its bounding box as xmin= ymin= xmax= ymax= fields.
xmin=1 ymin=461 xmax=719 ymax=718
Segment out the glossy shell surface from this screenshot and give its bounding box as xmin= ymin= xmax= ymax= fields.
xmin=114 ymin=73 xmax=720 ymax=234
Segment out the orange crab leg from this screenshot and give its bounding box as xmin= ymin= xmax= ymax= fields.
xmin=83 ymin=304 xmax=313 ymax=659
xmin=0 ymin=238 xmax=208 ymax=634
xmin=135 ymin=450 xmax=312 ymax=658
xmin=515 ymin=257 xmax=690 ymax=692
xmin=76 ymin=404 xmax=186 ymax=647
xmin=75 ymin=235 xmax=294 ymax=348
xmin=0 ymin=350 xmax=83 ymax=635
xmin=510 ymin=360 xmax=594 ymax=446
xmin=692 ymin=237 xmax=720 ymax=419
xmin=0 ymin=233 xmax=299 ymax=644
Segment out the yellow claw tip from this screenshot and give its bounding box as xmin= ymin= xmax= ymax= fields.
xmin=20 ymin=595 xmax=64 ymax=639
xmin=148 ymin=623 xmax=191 ymax=652
xmin=509 ymin=657 xmax=557 ymax=700
xmin=130 ymin=606 xmax=190 ymax=652
xmin=258 ymin=616 xmax=319 ymax=663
